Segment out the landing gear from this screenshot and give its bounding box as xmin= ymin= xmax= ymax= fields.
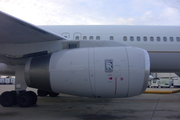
xmin=37 ymin=89 xmax=59 ymax=97
xmin=10 ymin=91 xmax=17 ymax=105
xmin=37 ymin=89 xmax=48 ymax=97
xmin=0 ymin=91 xmax=37 ymax=107
xmin=26 ymin=91 xmax=37 ymax=105
xmin=0 ymin=89 xmax=59 ymax=107
xmin=0 ymin=65 xmax=40 ymax=108
xmin=0 ymin=91 xmax=14 ymax=107
xmin=17 ymin=92 xmax=33 ymax=107
xmin=48 ymin=92 xmax=59 ymax=97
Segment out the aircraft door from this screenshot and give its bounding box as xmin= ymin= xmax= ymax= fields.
xmin=62 ymin=32 xmax=70 ymax=39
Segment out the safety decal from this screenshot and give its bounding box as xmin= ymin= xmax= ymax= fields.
xmin=105 ymin=59 xmax=113 ymax=72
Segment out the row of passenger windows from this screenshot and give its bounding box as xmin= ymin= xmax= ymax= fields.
xmin=74 ymin=36 xmax=114 ymax=40
xmin=124 ymin=36 xmax=180 ymax=42
xmin=74 ymin=36 xmax=180 ymax=42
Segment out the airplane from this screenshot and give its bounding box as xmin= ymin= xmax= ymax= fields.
xmin=0 ymin=11 xmax=179 ymax=107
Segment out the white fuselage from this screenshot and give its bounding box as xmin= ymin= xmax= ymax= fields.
xmin=40 ymin=25 xmax=180 ymax=52
xmin=40 ymin=25 xmax=180 ymax=73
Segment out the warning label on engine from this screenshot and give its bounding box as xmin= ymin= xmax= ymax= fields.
xmin=105 ymin=59 xmax=113 ymax=72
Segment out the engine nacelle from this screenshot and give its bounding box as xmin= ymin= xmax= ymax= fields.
xmin=25 ymin=46 xmax=150 ymax=98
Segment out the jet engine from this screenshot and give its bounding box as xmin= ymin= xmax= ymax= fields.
xmin=25 ymin=46 xmax=150 ymax=98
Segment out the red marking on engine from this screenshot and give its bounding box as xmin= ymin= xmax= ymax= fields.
xmin=109 ymin=77 xmax=113 ymax=80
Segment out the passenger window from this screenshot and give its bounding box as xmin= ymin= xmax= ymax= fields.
xmin=83 ymin=36 xmax=87 ymax=40
xmin=157 ymin=37 xmax=161 ymax=42
xmin=110 ymin=36 xmax=114 ymax=40
xmin=123 ymin=36 xmax=127 ymax=41
xmin=170 ymin=37 xmax=174 ymax=42
xmin=130 ymin=36 xmax=134 ymax=41
xmin=163 ymin=37 xmax=167 ymax=42
xmin=96 ymin=36 xmax=100 ymax=40
xmin=89 ymin=36 xmax=93 ymax=40
xmin=150 ymin=37 xmax=154 ymax=41
xmin=137 ymin=36 xmax=140 ymax=41
xmin=176 ymin=37 xmax=180 ymax=42
xmin=75 ymin=36 xmax=79 ymax=40
xmin=143 ymin=36 xmax=147 ymax=41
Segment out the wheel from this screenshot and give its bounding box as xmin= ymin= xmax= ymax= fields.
xmin=26 ymin=91 xmax=37 ymax=105
xmin=48 ymin=92 xmax=59 ymax=97
xmin=37 ymin=89 xmax=48 ymax=97
xmin=10 ymin=91 xmax=17 ymax=105
xmin=17 ymin=92 xmax=33 ymax=107
xmin=0 ymin=91 xmax=14 ymax=107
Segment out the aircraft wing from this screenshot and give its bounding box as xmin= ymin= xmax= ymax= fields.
xmin=0 ymin=11 xmax=66 ymax=44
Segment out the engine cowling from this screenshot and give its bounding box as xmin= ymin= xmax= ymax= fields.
xmin=25 ymin=46 xmax=150 ymax=98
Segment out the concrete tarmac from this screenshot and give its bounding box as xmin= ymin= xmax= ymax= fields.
xmin=0 ymin=85 xmax=180 ymax=120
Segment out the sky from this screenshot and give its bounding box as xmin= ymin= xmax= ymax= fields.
xmin=0 ymin=0 xmax=180 ymax=25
